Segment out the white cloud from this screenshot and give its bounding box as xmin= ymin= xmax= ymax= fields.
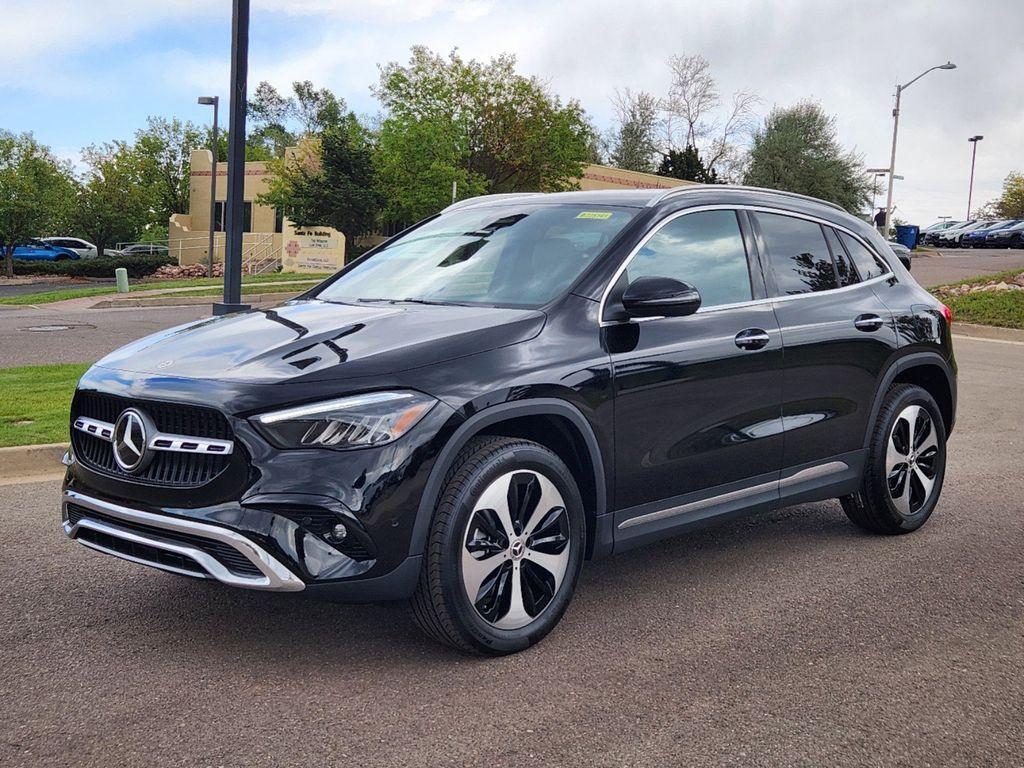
xmin=5 ymin=0 xmax=1024 ymax=223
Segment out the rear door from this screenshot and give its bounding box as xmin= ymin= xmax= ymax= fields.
xmin=751 ymin=211 xmax=898 ymax=476
xmin=607 ymin=208 xmax=784 ymax=534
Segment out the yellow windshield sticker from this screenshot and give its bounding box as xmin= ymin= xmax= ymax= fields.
xmin=576 ymin=211 xmax=613 ymax=220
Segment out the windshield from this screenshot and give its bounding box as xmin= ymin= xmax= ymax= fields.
xmin=316 ymin=203 xmax=637 ymax=308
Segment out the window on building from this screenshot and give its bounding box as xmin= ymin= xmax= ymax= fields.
xmin=625 ymin=210 xmax=752 ymax=309
xmin=755 ymin=213 xmax=837 ymax=295
xmin=213 ymin=201 xmax=253 ymax=232
xmin=822 ymin=226 xmax=859 ymax=287
xmin=274 ymin=207 xmax=283 ymax=234
xmin=838 ymin=232 xmax=890 ymax=281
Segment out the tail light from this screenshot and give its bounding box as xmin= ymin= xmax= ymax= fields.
xmin=940 ymin=303 xmax=953 ymax=326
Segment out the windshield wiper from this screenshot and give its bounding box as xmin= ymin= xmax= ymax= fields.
xmin=355 ymin=297 xmax=473 ymax=307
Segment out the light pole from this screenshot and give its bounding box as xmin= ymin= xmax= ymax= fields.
xmin=967 ymin=135 xmax=983 ymax=219
xmin=884 ymin=61 xmax=956 ymax=236
xmin=214 ymin=0 xmax=251 ymax=316
xmin=198 ymin=96 xmax=219 ymax=277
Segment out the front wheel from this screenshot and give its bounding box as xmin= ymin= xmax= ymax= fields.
xmin=841 ymin=384 xmax=947 ymax=534
xmin=409 ymin=436 xmax=585 ymax=655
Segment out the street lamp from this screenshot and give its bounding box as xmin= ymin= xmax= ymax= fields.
xmin=883 ymin=61 xmax=956 ymax=235
xmin=197 ymin=95 xmax=219 ymax=277
xmin=967 ymin=135 xmax=984 ymax=219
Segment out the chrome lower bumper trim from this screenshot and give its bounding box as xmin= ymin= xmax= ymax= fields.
xmin=62 ymin=490 xmax=304 ymax=592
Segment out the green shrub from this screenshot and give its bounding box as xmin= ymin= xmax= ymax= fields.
xmin=13 ymin=253 xmax=175 ymax=279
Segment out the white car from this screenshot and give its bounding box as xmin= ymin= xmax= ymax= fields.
xmin=41 ymin=237 xmax=121 ymax=258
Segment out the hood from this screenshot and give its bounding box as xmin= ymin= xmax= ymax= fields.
xmin=94 ymin=299 xmax=546 ymax=383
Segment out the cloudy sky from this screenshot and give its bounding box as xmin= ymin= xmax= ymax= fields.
xmin=2 ymin=0 xmax=1022 ymax=224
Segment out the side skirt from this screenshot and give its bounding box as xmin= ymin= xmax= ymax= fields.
xmin=610 ymin=450 xmax=865 ymax=554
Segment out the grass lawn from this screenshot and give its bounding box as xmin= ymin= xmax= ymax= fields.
xmin=940 ymin=291 xmax=1024 ymax=330
xmin=0 ymin=272 xmax=331 ymax=305
xmin=0 ymin=363 xmax=90 ymax=447
xmin=927 ymin=268 xmax=1024 ymax=291
xmin=140 ymin=283 xmax=315 ymax=299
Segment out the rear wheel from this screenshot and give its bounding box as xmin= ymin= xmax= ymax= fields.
xmin=841 ymin=384 xmax=947 ymax=534
xmin=409 ymin=436 xmax=585 ymax=655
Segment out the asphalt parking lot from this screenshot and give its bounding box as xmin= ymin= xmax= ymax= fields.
xmin=1 ymin=335 xmax=1021 ymax=767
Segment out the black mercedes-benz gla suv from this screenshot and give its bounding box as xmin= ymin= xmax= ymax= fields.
xmin=62 ymin=186 xmax=956 ymax=655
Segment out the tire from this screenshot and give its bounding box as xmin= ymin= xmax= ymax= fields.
xmin=841 ymin=384 xmax=947 ymax=535
xmin=409 ymin=435 xmax=586 ymax=655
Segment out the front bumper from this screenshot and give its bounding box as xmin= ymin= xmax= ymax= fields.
xmin=62 ymin=489 xmax=305 ymax=591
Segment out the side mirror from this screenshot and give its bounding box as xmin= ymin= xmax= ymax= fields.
xmin=621 ymin=276 xmax=701 ymax=318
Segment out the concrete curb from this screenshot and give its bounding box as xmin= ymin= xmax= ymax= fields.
xmin=953 ymin=322 xmax=1024 ymax=343
xmin=0 ymin=443 xmax=67 ymax=480
xmin=90 ymin=290 xmax=301 ymax=309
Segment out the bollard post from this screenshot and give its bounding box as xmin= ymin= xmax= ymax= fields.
xmin=115 ymin=267 xmax=129 ymax=293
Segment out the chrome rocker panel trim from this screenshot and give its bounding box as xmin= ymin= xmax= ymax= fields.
xmin=73 ymin=417 xmax=234 ymax=456
xmin=62 ymin=490 xmax=304 ymax=592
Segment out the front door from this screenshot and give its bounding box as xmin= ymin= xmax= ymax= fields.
xmin=605 ymin=209 xmax=784 ymax=530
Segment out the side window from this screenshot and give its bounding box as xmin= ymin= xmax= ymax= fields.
xmin=755 ymin=212 xmax=837 ymax=295
xmin=823 ymin=226 xmax=859 ymax=286
xmin=626 ymin=210 xmax=752 ymax=309
xmin=838 ymin=232 xmax=890 ymax=280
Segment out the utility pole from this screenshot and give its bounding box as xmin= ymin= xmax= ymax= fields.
xmin=214 ymin=0 xmax=251 ymax=316
xmin=883 ymin=62 xmax=956 ymax=236
xmin=198 ymin=96 xmax=219 ymax=277
xmin=967 ymin=135 xmax=983 ymax=219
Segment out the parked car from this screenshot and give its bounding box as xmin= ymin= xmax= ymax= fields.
xmin=961 ymin=220 xmax=1017 ymax=248
xmin=12 ymin=238 xmax=80 ymax=261
xmin=888 ymin=241 xmax=912 ymax=270
xmin=923 ymin=220 xmax=972 ymax=246
xmin=62 ymin=185 xmax=957 ymax=655
xmin=920 ymin=220 xmax=962 ymax=238
xmin=984 ymin=220 xmax=1024 ymax=249
xmin=937 ymin=219 xmax=996 ymax=248
xmin=120 ymin=243 xmax=170 ymax=257
xmin=41 ymin=237 xmax=120 ymax=258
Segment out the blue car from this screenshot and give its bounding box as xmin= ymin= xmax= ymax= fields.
xmin=13 ymin=238 xmax=80 ymax=261
xmin=961 ymin=220 xmax=1016 ymax=248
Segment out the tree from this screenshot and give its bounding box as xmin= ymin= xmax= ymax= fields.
xmin=373 ymin=46 xmax=593 ymax=222
xmin=985 ymin=172 xmax=1024 ymax=218
xmin=0 ymin=131 xmax=76 ymax=278
xmin=743 ymin=101 xmax=870 ymax=213
xmin=73 ymin=142 xmax=152 ymax=259
xmin=247 ymin=80 xmax=347 ymax=158
xmin=657 ymin=145 xmax=718 ymax=183
xmin=608 ymin=89 xmax=659 ymax=172
xmin=259 ymin=117 xmax=382 ymax=240
xmin=660 ymin=54 xmax=758 ymax=182
xmin=134 ymin=116 xmax=204 ymax=229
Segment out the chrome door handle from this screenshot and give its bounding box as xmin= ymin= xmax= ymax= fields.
xmin=854 ymin=314 xmax=885 ymax=332
xmin=735 ymin=328 xmax=770 ymax=350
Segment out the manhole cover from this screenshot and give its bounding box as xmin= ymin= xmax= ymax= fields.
xmin=19 ymin=323 xmax=96 ymax=332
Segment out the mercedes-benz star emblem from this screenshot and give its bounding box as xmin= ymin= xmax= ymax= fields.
xmin=112 ymin=408 xmax=152 ymax=473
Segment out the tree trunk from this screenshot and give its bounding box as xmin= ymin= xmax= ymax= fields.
xmin=3 ymin=245 xmax=13 ymax=279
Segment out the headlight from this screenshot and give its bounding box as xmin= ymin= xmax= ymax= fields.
xmin=251 ymin=391 xmax=436 ymax=450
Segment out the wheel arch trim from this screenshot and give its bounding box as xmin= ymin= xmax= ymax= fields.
xmin=409 ymin=398 xmax=607 ymax=559
xmin=864 ymin=351 xmax=956 ymax=447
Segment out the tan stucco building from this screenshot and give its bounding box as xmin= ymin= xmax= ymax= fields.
xmin=170 ymin=156 xmax=692 ymax=272
xmin=170 ymin=149 xmax=346 ymax=273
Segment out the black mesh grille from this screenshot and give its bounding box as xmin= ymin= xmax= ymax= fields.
xmin=71 ymin=391 xmax=234 ymax=487
xmin=66 ymin=503 xmax=262 ymax=578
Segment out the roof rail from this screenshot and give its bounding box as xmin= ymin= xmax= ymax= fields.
xmin=441 ymin=192 xmax=543 ymax=214
xmin=647 ymin=184 xmax=847 ymax=213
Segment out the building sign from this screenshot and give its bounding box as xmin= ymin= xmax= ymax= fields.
xmin=281 ymin=223 xmax=346 ymax=273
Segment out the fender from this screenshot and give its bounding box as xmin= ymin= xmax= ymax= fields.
xmin=408 ymin=398 xmax=608 ymax=560
xmin=863 ymin=351 xmax=956 ymax=447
